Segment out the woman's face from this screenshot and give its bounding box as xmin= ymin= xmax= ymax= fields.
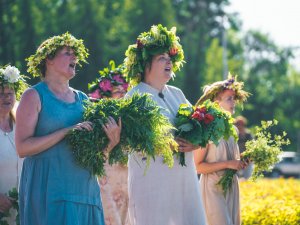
xmin=111 ymin=85 xmax=126 ymax=99
xmin=146 ymin=53 xmax=173 ymax=84
xmin=215 ymin=89 xmax=236 ymax=115
xmin=0 ymin=86 xmax=16 ymax=115
xmin=48 ymin=47 xmax=77 ymax=79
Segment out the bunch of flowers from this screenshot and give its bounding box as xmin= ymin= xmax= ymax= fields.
xmin=196 ymin=73 xmax=250 ymax=105
xmin=175 ymin=100 xmax=237 ymax=166
xmin=26 ymin=32 xmax=89 ymax=77
xmin=88 ymin=60 xmax=129 ymax=99
xmin=0 ymin=187 xmax=19 ymax=225
xmin=218 ymin=120 xmax=290 ymax=195
xmin=67 ymin=93 xmax=177 ymax=176
xmin=0 ymin=65 xmax=28 ymax=100
xmin=124 ymin=24 xmax=185 ymax=85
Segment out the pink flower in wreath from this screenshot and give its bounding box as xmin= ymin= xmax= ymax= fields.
xmin=89 ymin=89 xmax=102 ymax=99
xmin=99 ymin=79 xmax=113 ymax=92
xmin=112 ymin=74 xmax=124 ymax=83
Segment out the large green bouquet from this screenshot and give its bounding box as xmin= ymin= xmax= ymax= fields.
xmin=218 ymin=120 xmax=290 ymax=195
xmin=175 ymin=100 xmax=237 ymax=166
xmin=67 ymin=93 xmax=176 ymax=176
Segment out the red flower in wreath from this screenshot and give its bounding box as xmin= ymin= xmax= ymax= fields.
xmin=204 ymin=113 xmax=214 ymax=124
xmin=169 ymin=47 xmax=178 ymax=56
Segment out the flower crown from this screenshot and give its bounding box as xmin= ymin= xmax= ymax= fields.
xmin=0 ymin=65 xmax=28 ymax=100
xmin=124 ymin=24 xmax=185 ymax=85
xmin=26 ymin=32 xmax=89 ymax=77
xmin=196 ymin=73 xmax=250 ymax=106
xmin=88 ymin=60 xmax=129 ymax=99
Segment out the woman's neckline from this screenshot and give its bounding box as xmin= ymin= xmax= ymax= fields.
xmin=42 ymin=81 xmax=78 ymax=105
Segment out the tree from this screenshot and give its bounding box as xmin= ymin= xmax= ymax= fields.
xmin=172 ymin=0 xmax=230 ymax=103
xmin=241 ymin=30 xmax=297 ymax=150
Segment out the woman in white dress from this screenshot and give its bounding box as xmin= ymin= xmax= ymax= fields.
xmin=194 ymin=76 xmax=250 ymax=225
xmin=124 ymin=24 xmax=206 ymax=225
xmin=0 ymin=65 xmax=27 ymax=225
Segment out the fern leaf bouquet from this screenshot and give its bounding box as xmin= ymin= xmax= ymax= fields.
xmin=218 ymin=120 xmax=290 ymax=195
xmin=67 ymin=93 xmax=176 ymax=176
xmin=174 ymin=100 xmax=237 ymax=166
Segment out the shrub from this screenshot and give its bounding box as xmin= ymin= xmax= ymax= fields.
xmin=240 ymin=178 xmax=300 ymax=225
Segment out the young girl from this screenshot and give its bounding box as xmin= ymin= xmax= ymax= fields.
xmin=194 ymin=76 xmax=250 ymax=225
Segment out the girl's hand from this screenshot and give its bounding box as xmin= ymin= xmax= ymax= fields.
xmin=227 ymin=160 xmax=247 ymax=170
xmin=175 ymin=137 xmax=200 ymax=152
xmin=102 ymin=117 xmax=122 ymax=152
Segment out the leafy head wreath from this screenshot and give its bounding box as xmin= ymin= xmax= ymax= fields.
xmin=26 ymin=32 xmax=89 ymax=78
xmin=0 ymin=65 xmax=28 ymax=100
xmin=196 ymin=73 xmax=251 ymax=106
xmin=124 ymin=24 xmax=185 ymax=85
xmin=88 ymin=60 xmax=129 ymax=99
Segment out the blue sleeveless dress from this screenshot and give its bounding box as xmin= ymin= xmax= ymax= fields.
xmin=19 ymin=82 xmax=105 ymax=225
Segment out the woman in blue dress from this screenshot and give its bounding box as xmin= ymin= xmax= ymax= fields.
xmin=15 ymin=33 xmax=121 ymax=225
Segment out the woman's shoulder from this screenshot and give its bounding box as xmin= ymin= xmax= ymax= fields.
xmin=126 ymin=83 xmax=146 ymax=96
xmin=166 ymin=85 xmax=185 ymax=96
xmin=165 ymin=85 xmax=188 ymax=102
xmin=72 ymin=88 xmax=88 ymax=100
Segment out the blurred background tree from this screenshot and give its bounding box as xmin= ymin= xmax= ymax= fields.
xmin=0 ymin=0 xmax=299 ymax=151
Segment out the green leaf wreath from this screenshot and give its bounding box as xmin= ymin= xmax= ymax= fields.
xmin=218 ymin=120 xmax=290 ymax=195
xmin=67 ymin=93 xmax=177 ymax=176
xmin=0 ymin=188 xmax=19 ymax=225
xmin=174 ymin=100 xmax=237 ymax=166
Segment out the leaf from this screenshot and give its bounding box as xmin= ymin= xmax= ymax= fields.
xmin=177 ymin=123 xmax=193 ymax=132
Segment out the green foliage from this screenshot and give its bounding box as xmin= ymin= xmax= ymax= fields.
xmin=1 ymin=0 xmax=299 ymax=152
xmin=67 ymin=93 xmax=176 ymax=176
xmin=175 ymin=100 xmax=237 ymax=165
xmin=241 ymin=30 xmax=298 ymax=151
xmin=218 ymin=120 xmax=290 ymax=195
xmin=27 ymin=32 xmax=89 ymax=77
xmin=0 ymin=188 xmax=19 ymax=225
xmin=124 ymin=24 xmax=184 ymax=85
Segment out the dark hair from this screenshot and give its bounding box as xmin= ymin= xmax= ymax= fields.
xmin=38 ymin=46 xmax=64 ymax=78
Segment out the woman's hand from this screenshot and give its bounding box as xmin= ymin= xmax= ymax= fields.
xmin=72 ymin=121 xmax=93 ymax=131
xmin=0 ymin=193 xmax=12 ymax=213
xmin=226 ymin=160 xmax=247 ymax=171
xmin=102 ymin=117 xmax=122 ymax=152
xmin=175 ymin=137 xmax=200 ymax=152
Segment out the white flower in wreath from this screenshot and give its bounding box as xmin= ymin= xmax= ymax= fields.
xmin=4 ymin=65 xmax=20 ymax=83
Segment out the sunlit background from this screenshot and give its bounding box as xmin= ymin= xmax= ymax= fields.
xmin=1 ymin=1 xmax=300 ymax=224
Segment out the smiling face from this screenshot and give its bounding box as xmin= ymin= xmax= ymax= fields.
xmin=46 ymin=47 xmax=77 ymax=79
xmin=0 ymin=86 xmax=16 ymax=116
xmin=215 ymin=89 xmax=236 ymax=115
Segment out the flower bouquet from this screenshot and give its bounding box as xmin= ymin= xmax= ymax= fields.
xmin=218 ymin=120 xmax=290 ymax=195
xmin=0 ymin=188 xmax=19 ymax=225
xmin=174 ymin=100 xmax=237 ymax=166
xmin=67 ymin=93 xmax=177 ymax=176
